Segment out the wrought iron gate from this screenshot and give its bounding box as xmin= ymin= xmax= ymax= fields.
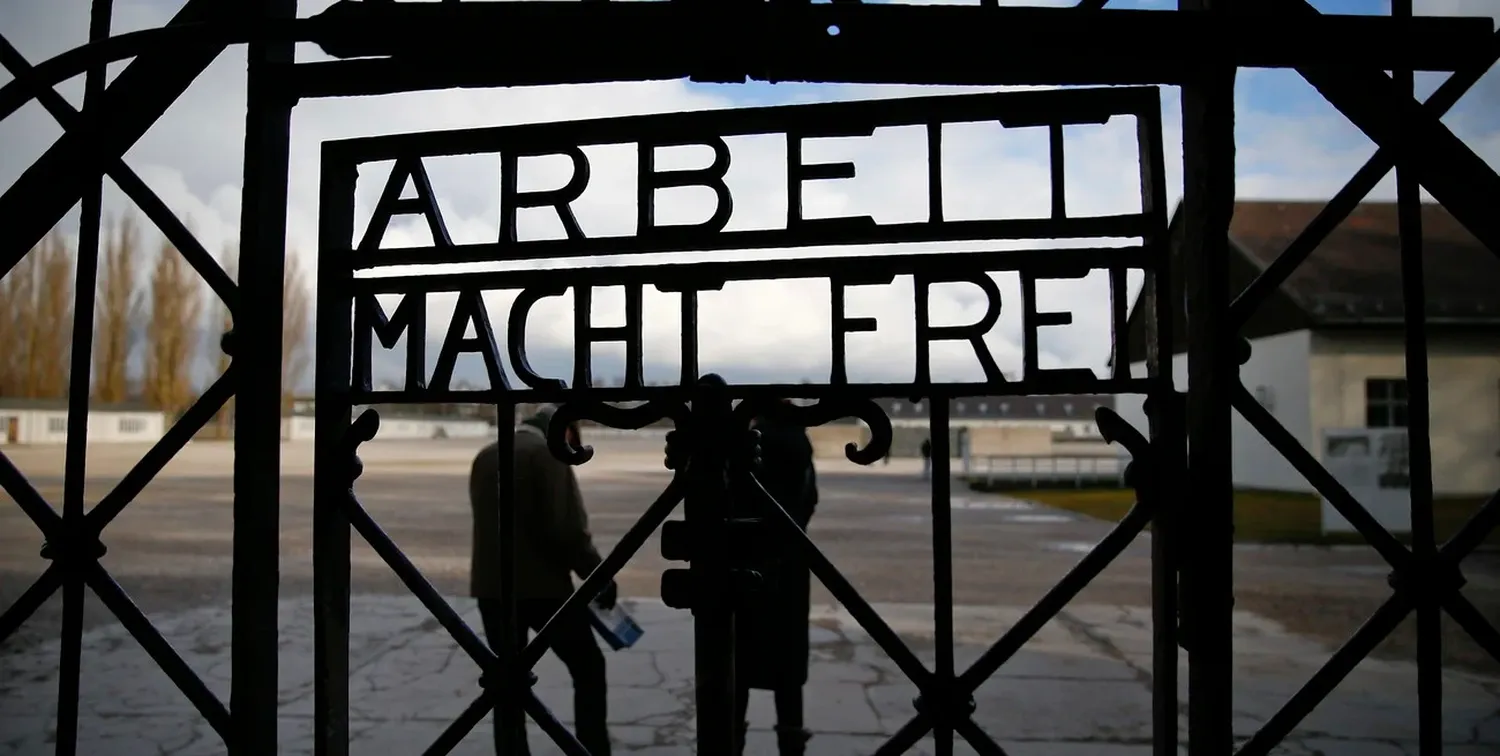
xmin=0 ymin=2 xmax=1497 ymax=756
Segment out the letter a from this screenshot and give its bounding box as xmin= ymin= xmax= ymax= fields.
xmin=431 ymin=290 xmax=510 ymax=392
xmin=358 ymin=157 xmax=454 ymax=252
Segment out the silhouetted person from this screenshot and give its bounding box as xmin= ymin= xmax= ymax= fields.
xmin=470 ymin=405 xmax=616 ymax=756
xmin=734 ymin=399 xmax=819 ymax=756
xmin=920 ymin=437 xmax=933 ymax=480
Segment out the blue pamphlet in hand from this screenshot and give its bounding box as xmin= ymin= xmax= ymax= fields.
xmin=588 ymin=601 xmax=644 ymax=651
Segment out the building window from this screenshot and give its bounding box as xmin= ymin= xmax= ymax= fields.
xmin=48 ymin=416 xmax=67 ymax=434
xmin=1063 ymin=402 xmax=1074 ymax=415
xmin=913 ymin=401 xmax=923 ymax=413
xmin=999 ymin=402 xmax=1010 ymax=414
xmin=891 ymin=401 xmax=902 ymax=414
xmin=1035 ymin=402 xmax=1045 ymax=416
xmin=119 ymin=417 xmax=145 ymax=434
xmin=1365 ymin=378 xmax=1408 ymax=428
xmin=977 ymin=402 xmax=988 ymax=414
xmin=955 ymin=401 xmax=967 ymax=414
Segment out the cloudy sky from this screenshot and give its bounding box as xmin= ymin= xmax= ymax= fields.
xmin=1 ymin=0 xmax=1497 ymax=392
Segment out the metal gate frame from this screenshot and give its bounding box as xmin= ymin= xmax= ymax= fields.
xmin=0 ymin=2 xmax=1495 ymax=756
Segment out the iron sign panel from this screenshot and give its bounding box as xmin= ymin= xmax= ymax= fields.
xmin=317 ymin=86 xmax=1170 ymax=405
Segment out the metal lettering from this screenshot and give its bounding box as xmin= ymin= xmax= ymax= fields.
xmin=1020 ymin=268 xmax=1097 ymax=382
xmin=573 ymin=283 xmax=645 ymax=390
xmin=508 ymin=285 xmax=568 ymax=391
xmin=359 ymin=156 xmax=453 ymax=252
xmin=353 ymin=292 xmax=427 ymax=393
xmin=431 ymin=289 xmax=508 ymax=392
xmin=913 ymin=271 xmax=1005 ymax=385
xmin=829 ymin=273 xmax=892 ymax=385
xmin=638 ymin=137 xmax=734 ymax=237
xmin=786 ymin=124 xmax=877 ymax=233
xmin=500 ymin=146 xmax=591 ymax=244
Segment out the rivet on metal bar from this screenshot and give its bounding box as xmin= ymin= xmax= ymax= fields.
xmin=1387 ymin=556 xmax=1467 ymax=599
xmin=911 ymin=689 xmax=978 ymax=726
xmin=38 ymin=534 xmax=108 ymax=563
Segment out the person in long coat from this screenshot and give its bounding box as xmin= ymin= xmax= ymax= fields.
xmin=470 ymin=406 xmax=616 ymax=756
xmin=733 ymin=400 xmax=819 ymax=756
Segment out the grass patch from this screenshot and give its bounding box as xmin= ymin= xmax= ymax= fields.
xmin=969 ymin=481 xmax=1496 ymax=546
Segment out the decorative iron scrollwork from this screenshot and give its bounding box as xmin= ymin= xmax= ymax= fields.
xmin=733 ymin=397 xmax=893 ymax=465
xmin=343 ymin=408 xmax=381 ymax=484
xmin=1095 ymin=405 xmax=1150 ymax=494
xmin=547 ymin=399 xmax=690 ymax=466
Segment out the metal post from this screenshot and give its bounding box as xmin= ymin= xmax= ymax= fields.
xmin=313 ymin=151 xmax=357 ymax=756
xmin=1392 ymin=1 xmax=1442 ymax=751
xmin=929 ymin=396 xmax=955 ymax=756
xmin=55 ymin=2 xmax=114 ymax=753
xmin=1179 ymin=0 xmax=1237 ymax=751
xmin=686 ymin=375 xmax=735 ymax=756
xmin=494 ymin=401 xmax=527 ymax=754
xmin=232 ymin=1 xmax=296 ymax=752
xmin=1137 ymin=87 xmax=1181 ymax=756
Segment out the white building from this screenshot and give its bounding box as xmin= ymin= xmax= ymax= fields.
xmin=0 ymin=398 xmax=166 ymax=445
xmin=282 ymin=398 xmax=495 ymax=442
xmin=1116 ymin=200 xmax=1500 ymax=499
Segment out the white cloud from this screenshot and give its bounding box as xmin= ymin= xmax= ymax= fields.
xmin=2 ymin=0 xmax=1497 ymax=392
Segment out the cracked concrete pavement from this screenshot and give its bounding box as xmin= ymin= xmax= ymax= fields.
xmin=2 ymin=596 xmax=1498 ymax=755
xmin=2 ymin=437 xmax=1499 ymax=753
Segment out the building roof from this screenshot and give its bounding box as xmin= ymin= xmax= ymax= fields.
xmin=1121 ymin=199 xmax=1500 ymax=365
xmin=1228 ymin=201 xmax=1500 ymax=324
xmin=0 ymin=397 xmax=159 ymax=413
xmin=874 ymin=394 xmax=1112 ymax=422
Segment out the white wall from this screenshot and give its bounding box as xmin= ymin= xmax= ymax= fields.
xmin=0 ymin=409 xmax=166 ymax=445
xmin=1119 ymin=329 xmax=1314 ymax=492
xmin=283 ymin=416 xmax=494 ymax=442
xmin=1310 ymin=331 xmax=1500 ymax=496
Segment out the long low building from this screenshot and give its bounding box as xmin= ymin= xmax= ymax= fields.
xmin=284 ymin=403 xmax=495 ymax=442
xmin=0 ymin=398 xmax=166 ymax=445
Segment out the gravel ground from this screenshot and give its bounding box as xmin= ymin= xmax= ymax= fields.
xmin=1 ymin=437 xmax=1496 ymax=677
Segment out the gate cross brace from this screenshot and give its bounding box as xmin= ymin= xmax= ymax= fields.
xmin=334 ymin=412 xmax=642 ymax=756
xmin=0 ymin=0 xmax=237 ymax=282
xmin=1235 ymin=492 xmax=1500 ymax=756
xmin=0 ymin=36 xmax=239 ymax=313
xmin=0 ymin=369 xmax=236 ymax=726
xmin=1228 ymin=26 xmax=1500 ymax=329
xmin=875 ymin=409 xmax=1162 ymax=755
xmin=0 ymin=455 xmax=232 ymax=738
xmin=1271 ymin=0 xmax=1500 ymax=258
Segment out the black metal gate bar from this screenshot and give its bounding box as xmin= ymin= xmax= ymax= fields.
xmin=685 ymin=378 xmax=737 ymax=756
xmin=231 ymin=0 xmax=296 ymax=751
xmin=492 ymin=399 xmax=525 ymax=755
xmin=1391 ymin=2 xmax=1441 ymax=751
xmin=1179 ymin=0 xmax=1238 ymax=750
xmin=1136 ymin=84 xmax=1181 ymax=756
xmin=314 ymin=147 xmax=357 ymax=756
xmin=54 ymin=1 xmax=112 ymax=749
xmin=928 ymin=395 xmax=955 ymax=756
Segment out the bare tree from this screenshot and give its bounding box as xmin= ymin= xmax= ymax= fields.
xmin=214 ymin=245 xmax=238 ymax=438
xmin=94 ymin=214 xmax=143 ymax=403
xmin=143 ymin=241 xmax=203 ymax=416
xmin=281 ymin=251 xmax=311 ymax=417
xmin=29 ymin=231 xmax=75 ymax=398
xmin=0 ymin=244 xmax=39 ymax=396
